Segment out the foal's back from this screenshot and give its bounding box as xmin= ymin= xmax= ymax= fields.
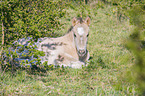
xmin=38 ymin=32 xmax=79 ymax=67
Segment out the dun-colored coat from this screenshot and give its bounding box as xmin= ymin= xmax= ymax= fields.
xmin=38 ymin=17 xmax=91 ymax=68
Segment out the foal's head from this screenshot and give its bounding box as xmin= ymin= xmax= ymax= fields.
xmin=72 ymin=17 xmax=91 ymax=57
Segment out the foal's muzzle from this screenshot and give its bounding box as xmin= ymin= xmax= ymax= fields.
xmin=78 ymin=49 xmax=86 ymax=56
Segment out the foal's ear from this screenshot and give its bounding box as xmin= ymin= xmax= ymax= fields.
xmin=85 ymin=17 xmax=91 ymax=26
xmin=72 ymin=17 xmax=77 ymax=26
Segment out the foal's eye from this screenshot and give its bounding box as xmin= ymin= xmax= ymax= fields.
xmin=87 ymin=34 xmax=89 ymax=37
xmin=74 ymin=34 xmax=76 ymax=37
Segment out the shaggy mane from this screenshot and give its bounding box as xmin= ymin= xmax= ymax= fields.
xmin=67 ymin=17 xmax=84 ymax=33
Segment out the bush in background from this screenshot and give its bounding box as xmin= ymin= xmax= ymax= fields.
xmin=126 ymin=4 xmax=145 ymax=95
xmin=0 ymin=0 xmax=66 ymax=71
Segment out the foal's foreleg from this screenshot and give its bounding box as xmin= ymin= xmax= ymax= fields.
xmin=61 ymin=53 xmax=85 ymax=69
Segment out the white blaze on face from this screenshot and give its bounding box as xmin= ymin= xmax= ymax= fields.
xmin=77 ymin=27 xmax=84 ymax=36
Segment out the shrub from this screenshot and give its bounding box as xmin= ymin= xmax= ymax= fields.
xmin=0 ymin=0 xmax=66 ymax=70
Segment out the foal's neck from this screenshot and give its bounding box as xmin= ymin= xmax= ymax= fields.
xmin=65 ymin=30 xmax=75 ymax=42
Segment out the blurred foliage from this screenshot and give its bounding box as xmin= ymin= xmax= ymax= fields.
xmin=126 ymin=4 xmax=145 ymax=95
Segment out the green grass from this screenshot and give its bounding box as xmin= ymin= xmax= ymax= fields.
xmin=0 ymin=2 xmax=139 ymax=96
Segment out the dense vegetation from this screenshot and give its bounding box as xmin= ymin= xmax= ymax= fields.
xmin=0 ymin=0 xmax=145 ymax=95
xmin=0 ymin=0 xmax=67 ymax=69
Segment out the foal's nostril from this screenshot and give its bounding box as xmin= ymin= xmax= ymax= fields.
xmin=79 ymin=50 xmax=85 ymax=54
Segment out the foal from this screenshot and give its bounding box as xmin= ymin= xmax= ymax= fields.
xmin=38 ymin=17 xmax=91 ymax=68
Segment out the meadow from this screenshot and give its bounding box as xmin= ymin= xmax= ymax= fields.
xmin=0 ymin=1 xmax=140 ymax=95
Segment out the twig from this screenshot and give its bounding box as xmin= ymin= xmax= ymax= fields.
xmin=0 ymin=11 xmax=4 ymax=72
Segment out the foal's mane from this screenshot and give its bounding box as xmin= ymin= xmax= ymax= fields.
xmin=77 ymin=17 xmax=84 ymax=24
xmin=67 ymin=26 xmax=73 ymax=33
xmin=67 ymin=17 xmax=84 ymax=33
